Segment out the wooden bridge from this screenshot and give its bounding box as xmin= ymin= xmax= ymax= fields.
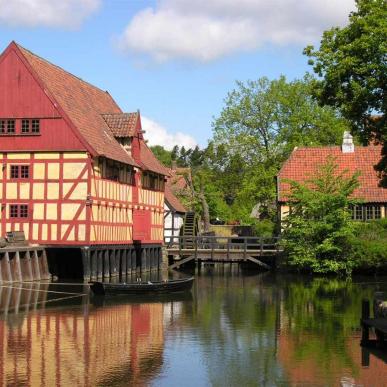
xmin=165 ymin=235 xmax=282 ymax=270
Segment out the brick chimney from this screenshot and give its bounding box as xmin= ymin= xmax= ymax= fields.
xmin=342 ymin=131 xmax=354 ymax=153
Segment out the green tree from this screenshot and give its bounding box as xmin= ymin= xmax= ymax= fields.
xmin=210 ymin=75 xmax=349 ymax=225
xmin=282 ymin=157 xmax=360 ymax=275
xmin=304 ymin=0 xmax=387 ymax=184
xmin=150 ymin=145 xmax=173 ymax=167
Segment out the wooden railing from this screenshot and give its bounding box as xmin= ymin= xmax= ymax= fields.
xmin=165 ymin=235 xmax=281 ymax=256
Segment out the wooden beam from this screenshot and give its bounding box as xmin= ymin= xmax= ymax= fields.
xmin=246 ymin=256 xmax=271 ymax=270
xmin=169 ymin=255 xmax=195 ymax=270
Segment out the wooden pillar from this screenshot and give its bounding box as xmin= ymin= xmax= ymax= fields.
xmin=131 ymin=249 xmax=137 ymax=272
xmin=103 ymin=249 xmax=110 ymax=279
xmin=120 ymin=249 xmax=127 ymax=279
xmin=31 ymin=250 xmax=41 ymax=281
xmin=1 ymin=252 xmax=12 ymax=283
xmin=96 ymin=250 xmax=103 ymax=280
xmin=157 ymin=247 xmax=162 ymax=270
xmin=39 ymin=250 xmax=51 ymax=280
xmin=110 ymin=250 xmax=117 ymax=276
xmin=90 ymin=250 xmax=97 ymax=281
xmin=141 ymin=248 xmax=147 ymax=272
xmin=115 ymin=250 xmax=121 ymax=276
xmin=20 ymin=251 xmax=33 ymax=282
xmin=126 ymin=249 xmax=131 ymax=275
xmin=12 ymin=252 xmax=22 ymax=283
xmin=81 ymin=248 xmax=91 ymax=282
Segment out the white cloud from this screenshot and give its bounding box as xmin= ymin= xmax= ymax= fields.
xmin=120 ymin=0 xmax=356 ymax=62
xmin=141 ymin=116 xmax=197 ymax=150
xmin=0 ymin=0 xmax=100 ymax=28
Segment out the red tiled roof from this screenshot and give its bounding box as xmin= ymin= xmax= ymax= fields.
xmin=278 ymin=146 xmax=386 ymax=203
xmin=139 ymin=141 xmax=170 ymax=176
xmin=165 ymin=184 xmax=186 ymax=213
xmin=102 ymin=113 xmax=138 ymax=137
xmin=15 ymin=43 xmax=138 ymax=166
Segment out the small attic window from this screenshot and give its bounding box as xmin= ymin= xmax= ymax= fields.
xmin=7 ymin=120 xmax=15 ymax=133
xmin=31 ymin=119 xmax=40 ymax=133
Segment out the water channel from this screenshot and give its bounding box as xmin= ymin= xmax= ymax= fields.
xmin=1 ymin=266 xmax=386 ymax=386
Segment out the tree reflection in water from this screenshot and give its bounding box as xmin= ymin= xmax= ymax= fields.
xmin=0 ymin=270 xmax=386 ymax=386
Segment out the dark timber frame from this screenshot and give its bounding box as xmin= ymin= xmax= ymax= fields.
xmin=80 ymin=244 xmax=162 ymax=282
xmin=165 ymin=235 xmax=282 ymax=270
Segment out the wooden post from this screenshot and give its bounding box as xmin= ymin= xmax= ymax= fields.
xmin=90 ymin=250 xmax=97 ymax=281
xmin=22 ymin=251 xmax=33 ymax=282
xmin=2 ymin=252 xmax=12 ymax=282
xmin=96 ymin=250 xmax=103 ymax=280
xmin=103 ymin=249 xmax=110 ymax=279
xmin=260 ymin=238 xmax=263 ymax=256
xmin=141 ymin=249 xmax=147 ymax=272
xmin=115 ymin=250 xmax=120 ymax=276
xmin=361 ymin=299 xmax=370 ymax=344
xmin=110 ymin=250 xmax=117 ymax=276
xmin=81 ymin=248 xmax=91 ymax=282
xmin=243 ymin=238 xmax=247 ymax=261
xmin=120 ymin=249 xmax=127 ymax=279
xmin=40 ymin=250 xmax=51 ymax=280
xmin=31 ymin=250 xmax=41 ymax=281
xmin=13 ymin=252 xmax=22 ymax=283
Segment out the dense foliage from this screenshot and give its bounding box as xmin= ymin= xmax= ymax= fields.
xmin=352 ymin=218 xmax=387 ymax=271
xmin=152 ymin=76 xmax=349 ymax=230
xmin=282 ymin=158 xmax=360 ymax=275
xmin=304 ymin=0 xmax=387 ymax=185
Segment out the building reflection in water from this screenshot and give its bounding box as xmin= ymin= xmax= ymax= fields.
xmin=0 ymin=283 xmax=183 ymax=386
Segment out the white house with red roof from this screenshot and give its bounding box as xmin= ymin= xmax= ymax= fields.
xmin=277 ymin=132 xmax=387 ymax=222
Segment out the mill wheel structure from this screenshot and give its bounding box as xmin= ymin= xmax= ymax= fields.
xmin=181 ymin=212 xmax=200 ymax=248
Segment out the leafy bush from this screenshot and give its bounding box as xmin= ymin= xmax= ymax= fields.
xmin=282 ymin=157 xmax=360 ymax=275
xmin=351 ymin=219 xmax=387 ymax=271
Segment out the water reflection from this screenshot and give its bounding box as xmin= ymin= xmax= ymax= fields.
xmin=0 ymin=267 xmax=386 ymax=386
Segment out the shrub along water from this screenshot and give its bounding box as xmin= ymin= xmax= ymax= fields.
xmin=281 ymin=157 xmax=361 ymax=275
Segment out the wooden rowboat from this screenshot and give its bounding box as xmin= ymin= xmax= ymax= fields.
xmin=89 ymin=277 xmax=194 ymax=296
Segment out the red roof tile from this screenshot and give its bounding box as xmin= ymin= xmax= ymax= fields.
xmin=15 ymin=43 xmax=138 ymax=167
xmin=102 ymin=113 xmax=138 ymax=137
xmin=278 ymin=146 xmax=386 ymax=203
xmin=139 ymin=141 xmax=170 ymax=176
xmin=165 ymin=184 xmax=186 ymax=213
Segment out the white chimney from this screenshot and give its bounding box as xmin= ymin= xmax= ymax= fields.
xmin=342 ymin=131 xmax=354 ymax=153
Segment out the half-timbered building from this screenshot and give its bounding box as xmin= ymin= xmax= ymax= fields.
xmin=0 ymin=42 xmax=168 ymax=279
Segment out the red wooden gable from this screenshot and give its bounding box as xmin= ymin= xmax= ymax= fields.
xmin=0 ymin=45 xmax=84 ymax=151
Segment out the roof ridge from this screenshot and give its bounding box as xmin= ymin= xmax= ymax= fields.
xmin=16 ymin=42 xmax=112 ymax=97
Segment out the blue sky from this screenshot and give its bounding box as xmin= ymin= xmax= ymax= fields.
xmin=0 ymin=0 xmax=355 ymax=149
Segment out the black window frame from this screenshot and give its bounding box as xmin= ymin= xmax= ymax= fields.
xmin=21 ymin=119 xmax=31 ymax=133
xmin=9 ymin=205 xmax=19 ymax=218
xmin=10 ymin=165 xmax=30 ymax=179
xmin=10 ymin=165 xmax=20 ymax=179
xmin=9 ymin=204 xmax=29 ymax=219
xmin=6 ymin=120 xmax=15 ymax=133
xmin=31 ymin=119 xmax=40 ymax=133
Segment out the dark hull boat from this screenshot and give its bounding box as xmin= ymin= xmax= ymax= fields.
xmin=90 ymin=277 xmax=194 ymax=296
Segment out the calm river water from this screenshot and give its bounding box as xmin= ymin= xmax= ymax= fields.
xmin=1 ymin=266 xmax=386 ymax=386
